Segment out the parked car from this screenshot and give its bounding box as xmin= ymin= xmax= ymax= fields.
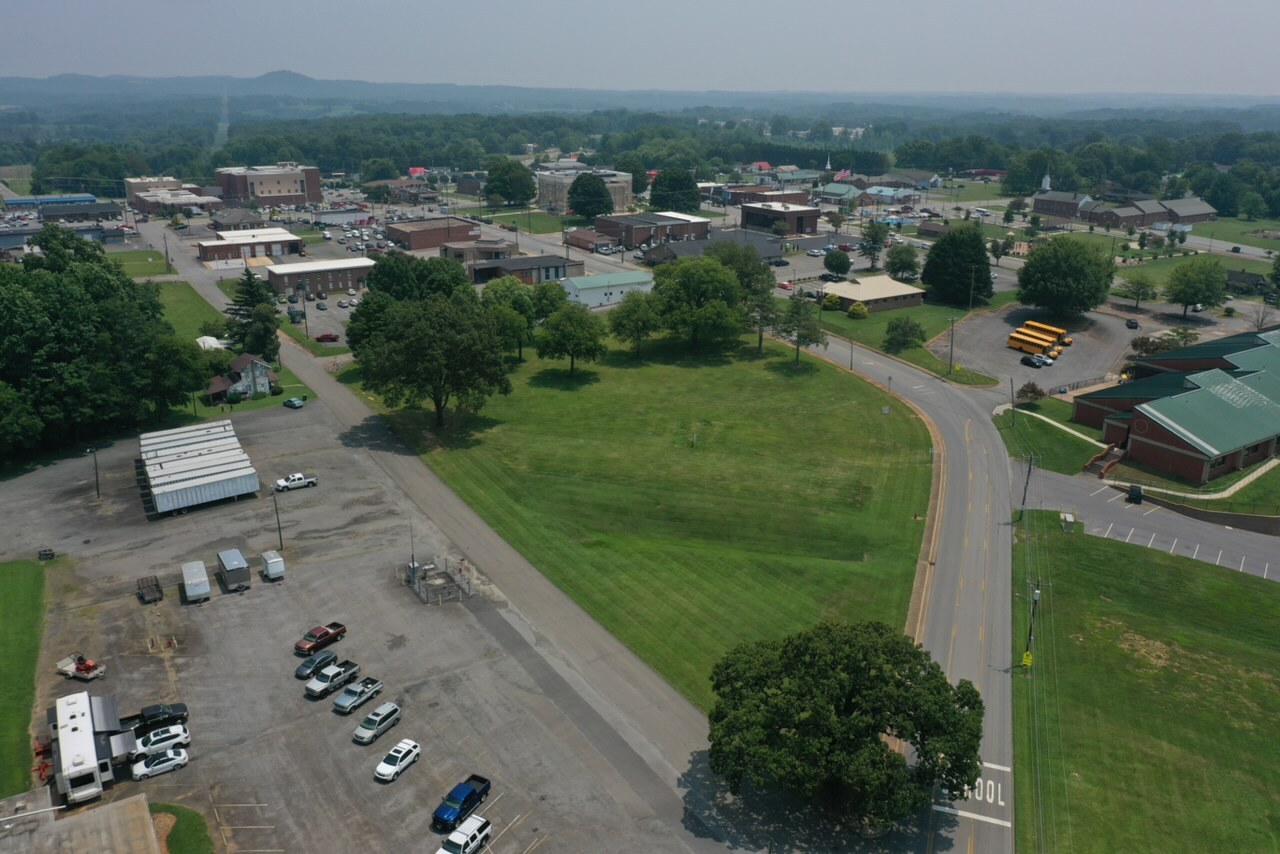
xmin=287 ymin=294 xmax=299 ymax=304
xmin=283 ymin=397 xmax=306 ymax=409
xmin=306 ymin=292 xmax=316 ymax=301
xmin=770 ymin=258 xmax=790 ymax=266
xmin=294 ymin=621 xmax=345 ymax=654
xmin=131 ymin=725 xmax=191 ymax=760
xmin=131 ymin=749 xmax=188 ymax=781
xmin=1126 ymin=318 xmax=1140 ymax=329
xmin=374 ymin=739 xmax=421 ymax=782
xmin=337 ymin=300 xmax=349 ymax=309
xmin=1020 ymin=355 xmax=1042 ymax=368
xmin=435 ymin=815 xmax=492 ymax=854
xmin=353 ymin=702 xmax=401 ymax=744
xmin=316 ymin=302 xmax=328 ymax=311
xmin=347 ymin=288 xmax=358 ymax=296
xmin=295 ymin=650 xmax=338 ymax=680
xmin=1191 ymin=303 xmax=1206 ymax=312
xmin=778 ymin=281 xmax=793 ymax=290
xmin=819 ymin=273 xmax=843 ymax=282
xmin=1033 ymin=353 xmax=1054 ymax=366
xmin=119 ymin=703 xmax=189 ymax=734
xmin=431 ymin=774 xmax=491 ymax=831
xmin=315 ymin=332 xmax=340 ymax=343
xmin=806 ymin=248 xmax=825 ymax=257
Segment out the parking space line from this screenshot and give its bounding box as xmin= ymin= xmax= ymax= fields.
xmin=1216 ymin=549 xmax=1223 ymax=566
xmin=1169 ymin=538 xmax=1178 ymax=554
xmin=1125 ymin=528 xmax=1135 ymax=543
xmin=1147 ymin=533 xmax=1156 ymax=547
xmin=1104 ymin=523 xmax=1114 ymax=539
xmin=1090 ymin=485 xmax=1110 ymax=496
xmin=1107 ymin=492 xmax=1125 ymax=503
xmin=1266 ymin=563 xmax=1270 ymax=580
xmin=493 ymin=812 xmax=530 ymax=847
xmin=522 ymin=836 xmax=551 ymax=854
xmin=1192 ymin=544 xmax=1199 ymax=560
xmin=1143 ymin=506 xmax=1159 ymax=515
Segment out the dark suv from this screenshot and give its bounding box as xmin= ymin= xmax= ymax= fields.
xmin=1020 ymin=355 xmax=1042 ymax=368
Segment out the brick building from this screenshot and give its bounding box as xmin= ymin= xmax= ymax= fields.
xmin=131 ymin=188 xmax=222 ymax=215
xmin=37 ymin=202 xmax=122 ymax=222
xmin=196 ymin=227 xmax=304 ymax=262
xmin=468 ymin=254 xmax=583 ymax=285
xmin=264 ymin=257 xmax=376 ymax=296
xmin=1031 ymin=190 xmax=1092 ymax=219
xmin=536 ymin=168 xmax=633 ymax=214
xmin=440 ymin=238 xmax=514 ymax=265
xmin=820 ymin=275 xmax=924 ymax=313
xmin=1160 ymin=197 xmax=1218 ymax=225
xmin=386 ymin=217 xmax=481 ymax=251
xmin=593 ymin=212 xmax=711 ymax=249
xmin=211 ymin=209 xmax=268 ymax=231
xmin=740 ymin=202 xmax=821 ymax=235
xmin=1072 ymin=329 xmax=1280 ymax=484
xmin=215 ymin=162 xmax=322 ymax=207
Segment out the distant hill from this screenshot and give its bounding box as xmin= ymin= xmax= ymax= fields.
xmin=2 ymin=71 xmax=1279 ymax=118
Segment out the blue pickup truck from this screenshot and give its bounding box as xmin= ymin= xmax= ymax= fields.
xmin=431 ymin=774 xmax=491 ymax=832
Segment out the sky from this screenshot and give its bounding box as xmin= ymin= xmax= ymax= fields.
xmin=5 ymin=0 xmax=1278 ymax=97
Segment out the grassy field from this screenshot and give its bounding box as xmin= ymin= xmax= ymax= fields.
xmin=1012 ymin=510 xmax=1280 ymax=853
xmin=0 ymin=560 xmax=44 ymax=797
xmin=369 ymin=337 xmax=933 ymax=710
xmin=1191 ymin=215 xmax=1280 ymax=253
xmin=1114 ymin=253 xmax=1272 ymax=286
xmin=931 ymin=182 xmax=1010 ymax=204
xmin=992 ymin=408 xmax=1102 ymax=475
xmin=1107 ymin=456 xmax=1280 ymax=516
xmin=109 ymin=249 xmax=171 ymax=278
xmin=812 ymin=293 xmax=1016 ymax=386
xmin=487 ymin=210 xmax=574 ymax=234
xmin=1016 ymin=396 xmax=1104 ymax=441
xmin=149 ymin=804 xmax=216 ymax=854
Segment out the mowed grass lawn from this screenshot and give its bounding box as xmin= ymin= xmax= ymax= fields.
xmin=1013 ymin=511 xmax=1280 ymax=853
xmin=109 ymin=249 xmax=171 ymax=278
xmin=1191 ymin=215 xmax=1280 ymax=252
xmin=993 ymin=408 xmax=1101 ymax=475
xmin=149 ymin=803 xmax=216 ymax=854
xmin=396 ymin=339 xmax=933 ymax=710
xmin=0 ymin=560 xmax=44 ymax=797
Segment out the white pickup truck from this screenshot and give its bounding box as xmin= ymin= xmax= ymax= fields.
xmin=274 ymin=472 xmax=318 ymax=491
xmin=333 ymin=677 xmax=383 ymax=714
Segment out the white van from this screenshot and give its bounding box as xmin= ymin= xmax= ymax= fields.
xmin=260 ymin=550 xmax=285 ymax=582
xmin=352 ymin=702 xmax=401 ymax=744
xmin=181 ymin=561 xmax=211 ymax=603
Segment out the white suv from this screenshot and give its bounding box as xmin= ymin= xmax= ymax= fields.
xmin=131 ymin=724 xmax=191 ymax=759
xmin=436 ymin=815 xmax=491 ymax=854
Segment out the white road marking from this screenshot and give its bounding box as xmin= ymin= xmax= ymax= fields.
xmin=1192 ymin=544 xmax=1200 ymax=560
xmin=982 ymin=762 xmax=1012 ymax=772
xmin=213 ymin=804 xmax=269 ymax=807
xmin=1239 ymin=556 xmax=1246 ymax=572
xmin=1107 ymin=492 xmax=1125 ymax=503
xmin=1143 ymin=506 xmax=1159 ymax=516
xmin=1265 ymin=563 xmax=1270 ymax=580
xmin=1125 ymin=528 xmax=1135 ymax=543
xmin=1148 ymin=533 xmax=1156 ymax=547
xmin=931 ymin=805 xmax=1013 ymax=828
xmin=1090 ymin=485 xmax=1109 ymax=496
xmin=1169 ymin=538 xmax=1178 ymax=554
xmin=1216 ymin=549 xmax=1223 ymax=566
xmin=1104 ymin=522 xmax=1114 ymax=538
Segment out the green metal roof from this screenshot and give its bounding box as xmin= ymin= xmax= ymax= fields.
xmin=1076 ymin=371 xmax=1193 ymax=400
xmin=819 ymin=183 xmax=859 ymax=197
xmin=1138 ymin=368 xmax=1280 ymax=457
xmin=1135 ymin=329 xmax=1280 ymax=366
xmin=562 ymin=271 xmax=653 ymax=291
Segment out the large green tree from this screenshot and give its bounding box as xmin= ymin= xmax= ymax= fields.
xmin=1016 ymin=238 xmax=1115 ymax=315
xmin=859 ymin=221 xmax=890 ymax=270
xmin=651 ymin=257 xmax=743 ymax=350
xmin=0 ymin=225 xmax=206 ymax=459
xmin=1114 ymin=271 xmax=1160 ymax=309
xmin=709 ymin=621 xmax=983 ymax=828
xmin=612 ymin=153 xmax=650 ymax=196
xmin=921 ymin=226 xmax=992 ymax=306
xmin=481 ymin=157 xmax=536 ymax=207
xmin=481 ymin=276 xmax=535 ymax=359
xmin=775 ymin=292 xmax=828 ymax=363
xmin=536 ymin=303 xmax=609 ymax=375
xmin=567 ymin=173 xmax=614 ymax=220
xmin=608 ymin=291 xmax=660 ymax=353
xmin=224 ymin=268 xmax=278 ymax=353
xmin=351 ymin=290 xmax=511 ymax=428
xmin=359 ymin=158 xmax=398 ymax=181
xmin=823 ymin=250 xmax=852 ymax=277
xmin=702 ymin=241 xmax=777 ymax=352
xmin=367 ymin=254 xmax=468 ymax=301
xmin=883 ymin=316 xmax=926 ymax=353
xmin=1164 ymin=257 xmax=1227 ymax=317
xmin=649 ymin=169 xmax=700 ymax=212
xmin=531 ymin=281 xmax=568 ymax=325
xmin=885 ymin=244 xmax=918 ymax=280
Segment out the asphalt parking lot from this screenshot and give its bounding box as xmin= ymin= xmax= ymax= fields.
xmin=8 ymin=402 xmax=696 ymax=853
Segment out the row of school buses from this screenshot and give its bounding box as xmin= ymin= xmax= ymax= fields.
xmin=1007 ymin=320 xmax=1072 ymax=358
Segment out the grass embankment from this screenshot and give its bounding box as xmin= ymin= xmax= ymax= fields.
xmin=1114 ymin=253 xmax=1272 ymax=285
xmin=1190 ymin=215 xmax=1280 ymax=252
xmin=149 ymin=804 xmax=216 ymax=854
xmin=155 ymin=281 xmax=313 ymax=419
xmin=1013 ymin=511 xmax=1280 ymax=853
xmin=814 ymin=293 xmax=1015 ymax=386
xmin=372 ymin=338 xmax=933 ymax=710
xmin=993 ymin=402 xmax=1102 ymax=476
xmin=0 ymin=560 xmax=44 ymax=797
xmin=110 ymin=249 xmax=171 ymax=278
xmin=1107 ymin=457 xmax=1280 ymax=516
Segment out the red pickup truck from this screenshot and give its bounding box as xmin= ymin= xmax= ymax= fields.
xmin=294 ymin=622 xmax=347 ymax=655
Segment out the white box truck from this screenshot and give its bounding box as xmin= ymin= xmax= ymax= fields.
xmin=181 ymin=561 xmax=211 ymax=603
xmin=260 ymin=550 xmax=285 ymax=582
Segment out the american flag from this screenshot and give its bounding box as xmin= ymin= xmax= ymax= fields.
xmin=834 ymin=168 xmax=851 ymax=181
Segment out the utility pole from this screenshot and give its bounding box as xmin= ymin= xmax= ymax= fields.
xmin=948 ymin=316 xmax=957 ymax=374
xmin=271 ymin=489 xmax=284 ymax=550
xmin=1022 ymin=584 xmax=1041 ymax=668
xmin=86 ymin=447 xmax=100 ymax=500
xmin=1010 ymin=377 xmax=1016 ymax=426
xmin=1019 ymin=453 xmax=1039 ymax=517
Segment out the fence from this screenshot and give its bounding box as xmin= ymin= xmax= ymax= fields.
xmin=403 ymin=556 xmax=473 ymax=605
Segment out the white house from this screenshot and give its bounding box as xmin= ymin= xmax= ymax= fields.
xmin=562 ymin=271 xmax=654 ymax=309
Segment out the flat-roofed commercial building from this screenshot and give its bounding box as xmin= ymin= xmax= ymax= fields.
xmin=131 ymin=187 xmax=223 ymax=215
xmin=593 ymin=211 xmax=711 ymax=249
xmin=197 ymin=227 xmax=304 ymax=262
xmin=741 ymin=201 xmax=821 ymax=235
xmin=215 ymin=161 xmax=322 ymax=207
xmin=440 ymin=238 xmax=514 ymax=265
xmin=386 ymin=217 xmax=481 ymax=251
xmin=536 ymin=168 xmax=633 ymax=213
xmin=468 ymin=254 xmax=583 ymax=285
xmin=264 ymin=257 xmax=376 ymax=296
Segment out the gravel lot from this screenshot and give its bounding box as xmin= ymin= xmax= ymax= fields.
xmin=9 ymin=402 xmax=695 ymax=853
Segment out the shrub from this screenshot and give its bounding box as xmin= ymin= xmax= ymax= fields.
xmin=270 ymin=385 xmax=284 ymax=396
xmin=226 ymin=391 xmax=242 ymax=404
xmin=251 ymin=391 xmax=267 ymax=400
xmin=1223 ymin=306 xmax=1236 ymax=317
xmin=847 ymin=301 xmax=869 ymax=320
xmin=823 ymin=293 xmax=842 ymax=311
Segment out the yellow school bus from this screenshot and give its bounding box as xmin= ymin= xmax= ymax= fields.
xmin=1007 ymin=332 xmax=1050 ymax=354
xmin=1025 ymin=320 xmax=1072 ymax=345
